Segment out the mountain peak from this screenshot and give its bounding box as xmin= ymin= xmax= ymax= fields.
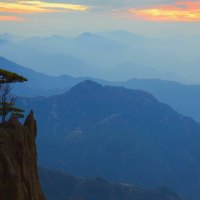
xmin=70 ymin=80 xmax=103 ymax=92
xmin=67 ymin=80 xmax=158 ymax=105
xmin=78 ymin=32 xmax=100 ymax=38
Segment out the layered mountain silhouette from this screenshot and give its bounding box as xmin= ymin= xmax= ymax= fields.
xmin=115 ymin=78 xmax=200 ymax=122
xmin=18 ymin=80 xmax=200 ymax=200
xmin=2 ymin=56 xmax=200 ymax=122
xmin=0 ymin=42 xmax=100 ymax=77
xmin=0 ymin=31 xmax=191 ymax=82
xmin=39 ymin=167 xmax=182 ymax=200
xmin=104 ymin=62 xmax=178 ymax=81
xmin=0 ymin=56 xmax=86 ymax=96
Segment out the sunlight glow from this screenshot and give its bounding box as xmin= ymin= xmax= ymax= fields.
xmin=0 ymin=15 xmax=21 ymax=21
xmin=129 ymin=1 xmax=200 ymax=22
xmin=0 ymin=1 xmax=89 ymax=14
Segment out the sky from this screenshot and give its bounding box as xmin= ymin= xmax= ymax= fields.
xmin=0 ymin=0 xmax=200 ymax=37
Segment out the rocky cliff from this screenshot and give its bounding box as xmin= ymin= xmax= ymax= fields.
xmin=0 ymin=111 xmax=45 ymax=200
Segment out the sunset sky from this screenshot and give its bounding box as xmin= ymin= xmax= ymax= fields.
xmin=1 ymin=0 xmax=200 ymax=36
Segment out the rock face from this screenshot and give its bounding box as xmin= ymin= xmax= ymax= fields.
xmin=0 ymin=112 xmax=45 ymax=200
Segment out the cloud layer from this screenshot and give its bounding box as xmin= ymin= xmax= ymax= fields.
xmin=0 ymin=15 xmax=22 ymax=21
xmin=1 ymin=0 xmax=200 ymax=22
xmin=0 ymin=0 xmax=89 ymax=21
xmin=129 ymin=1 xmax=200 ymax=22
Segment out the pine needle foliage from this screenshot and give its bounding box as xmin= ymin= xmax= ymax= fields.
xmin=0 ymin=69 xmax=27 ymax=122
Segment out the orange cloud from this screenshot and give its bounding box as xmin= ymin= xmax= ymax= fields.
xmin=0 ymin=15 xmax=22 ymax=21
xmin=129 ymin=1 xmax=200 ymax=22
xmin=0 ymin=1 xmax=89 ymax=14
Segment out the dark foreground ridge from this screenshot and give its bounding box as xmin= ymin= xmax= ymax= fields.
xmin=39 ymin=167 xmax=183 ymax=200
xmin=18 ymin=80 xmax=200 ymax=200
xmin=0 ymin=112 xmax=45 ymax=200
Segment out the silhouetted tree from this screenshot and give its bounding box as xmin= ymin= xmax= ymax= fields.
xmin=0 ymin=69 xmax=27 ymax=122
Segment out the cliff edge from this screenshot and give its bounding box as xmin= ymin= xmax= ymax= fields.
xmin=0 ymin=111 xmax=45 ymax=200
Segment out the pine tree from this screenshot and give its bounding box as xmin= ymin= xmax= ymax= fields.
xmin=0 ymin=69 xmax=27 ymax=123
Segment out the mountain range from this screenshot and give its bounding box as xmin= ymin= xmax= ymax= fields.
xmin=114 ymin=79 xmax=200 ymax=122
xmin=1 ymin=56 xmax=200 ymax=122
xmin=0 ymin=103 xmax=183 ymax=200
xmin=0 ymin=31 xmax=194 ymax=82
xmin=17 ymin=80 xmax=200 ymax=200
xmin=39 ymin=167 xmax=182 ymax=200
xmin=1 ymin=31 xmax=200 ymax=200
xmin=0 ymin=56 xmax=88 ymax=96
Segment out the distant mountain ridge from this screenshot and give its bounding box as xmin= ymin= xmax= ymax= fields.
xmin=115 ymin=79 xmax=200 ymax=122
xmin=39 ymin=167 xmax=182 ymax=200
xmin=17 ymin=80 xmax=200 ymax=200
xmin=0 ymin=31 xmax=191 ymax=82
xmin=0 ymin=56 xmax=87 ymax=96
xmin=0 ymin=42 xmax=100 ymax=77
xmin=1 ymin=56 xmax=200 ymax=122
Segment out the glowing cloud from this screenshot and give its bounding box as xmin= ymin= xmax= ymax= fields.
xmin=0 ymin=15 xmax=22 ymax=21
xmin=0 ymin=1 xmax=89 ymax=14
xmin=128 ymin=1 xmax=200 ymax=22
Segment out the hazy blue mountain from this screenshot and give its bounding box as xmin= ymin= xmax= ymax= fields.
xmin=18 ymin=32 xmax=128 ymax=70
xmin=0 ymin=32 xmax=191 ymax=82
xmin=0 ymin=33 xmax=25 ymax=42
xmin=19 ymin=52 xmax=99 ymax=77
xmin=74 ymin=32 xmax=126 ymax=53
xmin=116 ymin=79 xmax=200 ymax=122
xmin=97 ymin=31 xmax=200 ymax=83
xmin=39 ymin=167 xmax=182 ymax=200
xmin=18 ymin=80 xmax=200 ymax=200
xmin=19 ymin=35 xmax=69 ymax=54
xmin=77 ymin=32 xmax=199 ymax=79
xmin=2 ymin=56 xmax=200 ymax=122
xmin=98 ymin=30 xmax=185 ymax=52
xmin=0 ymin=56 xmax=86 ymax=96
xmin=0 ymin=42 xmax=101 ymax=77
xmin=99 ymin=30 xmax=154 ymax=46
xmin=1 ymin=31 xmax=200 ymax=82
xmin=99 ymin=30 xmax=199 ymax=60
xmin=67 ymin=32 xmax=131 ymax=69
xmin=104 ymin=62 xmax=180 ymax=82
